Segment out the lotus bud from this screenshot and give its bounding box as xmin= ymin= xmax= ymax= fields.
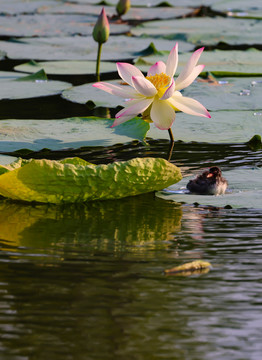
xmin=93 ymin=8 xmax=110 ymax=44
xmin=116 ymin=0 xmax=131 ymax=17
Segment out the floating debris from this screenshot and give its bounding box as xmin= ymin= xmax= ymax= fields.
xmin=164 ymin=260 xmax=212 ymax=276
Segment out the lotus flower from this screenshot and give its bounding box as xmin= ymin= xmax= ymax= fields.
xmin=93 ymin=44 xmax=211 ymax=130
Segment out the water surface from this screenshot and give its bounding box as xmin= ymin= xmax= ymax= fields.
xmin=0 ymin=186 xmax=262 ymax=359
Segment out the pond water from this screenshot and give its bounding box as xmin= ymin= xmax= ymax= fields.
xmin=1 ymin=0 xmax=262 ymax=358
xmin=0 ymin=141 xmax=262 ymax=360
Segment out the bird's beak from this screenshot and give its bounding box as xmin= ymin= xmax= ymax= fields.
xmin=207 ymin=173 xmax=213 ymax=178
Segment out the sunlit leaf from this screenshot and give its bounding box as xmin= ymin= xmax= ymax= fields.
xmin=0 ymin=157 xmax=182 ymax=203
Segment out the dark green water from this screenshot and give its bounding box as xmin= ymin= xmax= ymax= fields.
xmin=0 ymin=142 xmax=262 ymax=360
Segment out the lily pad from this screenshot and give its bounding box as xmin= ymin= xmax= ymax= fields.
xmin=14 ymin=60 xmax=117 ymax=75
xmin=0 ymin=0 xmax=59 ymax=15
xmin=183 ymin=77 xmax=262 ymax=111
xmin=0 ymin=14 xmax=129 ymax=37
xmin=135 ymin=49 xmax=262 ymax=76
xmin=212 ymin=0 xmax=262 ymax=19
xmin=62 ymin=80 xmax=127 ymax=107
xmin=0 ymin=157 xmax=182 ymax=203
xmin=73 ymin=0 xmax=214 ymax=6
xmin=0 ymin=71 xmax=71 ymax=100
xmin=0 ymin=71 xmax=25 ymax=80
xmin=148 ymin=110 xmax=262 ymax=143
xmin=156 ymin=168 xmax=262 ymax=209
xmin=0 ymin=36 xmax=194 ymax=61
xmin=131 ymin=17 xmax=262 ymax=46
xmin=0 ymin=117 xmax=149 ymax=152
xmin=38 ymin=2 xmax=193 ymax=20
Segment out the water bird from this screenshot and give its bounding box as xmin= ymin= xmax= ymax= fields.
xmin=186 ymin=167 xmax=228 ymax=195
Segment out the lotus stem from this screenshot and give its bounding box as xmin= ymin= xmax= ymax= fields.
xmin=167 ymin=128 xmax=174 ymax=162
xmin=96 ymin=43 xmax=103 ymax=82
xmin=168 ymin=128 xmax=174 ymax=143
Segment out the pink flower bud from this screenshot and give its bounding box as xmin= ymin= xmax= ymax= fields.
xmin=92 ymin=8 xmax=110 ymax=44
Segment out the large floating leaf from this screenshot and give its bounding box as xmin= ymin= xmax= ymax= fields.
xmin=39 ymin=3 xmax=193 ymax=20
xmin=212 ymin=0 xmax=262 ymax=19
xmin=183 ymin=77 xmax=262 ymax=111
xmin=0 ymin=71 xmax=25 ymax=80
xmin=62 ymin=80 xmax=125 ymax=107
xmin=0 ymin=71 xmax=71 ymax=100
xmin=148 ymin=110 xmax=262 ymax=144
xmin=0 ymin=36 xmax=193 ymax=61
xmin=0 ymin=0 xmax=58 ymax=15
xmin=1 ymin=111 xmax=259 ymax=151
xmin=14 ymin=60 xmax=117 ymax=75
xmin=0 ymin=157 xmax=182 ymax=203
xmin=0 ymin=117 xmax=149 ymax=152
xmin=131 ymin=17 xmax=262 ymax=46
xmin=135 ymin=49 xmax=262 ymax=76
xmin=72 ymin=0 xmax=214 ymax=6
xmin=0 ymin=14 xmax=129 ymax=37
xmin=156 ymin=168 xmax=262 ymax=209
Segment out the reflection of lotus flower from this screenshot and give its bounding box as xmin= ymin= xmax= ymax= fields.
xmin=93 ymin=43 xmax=211 ymax=130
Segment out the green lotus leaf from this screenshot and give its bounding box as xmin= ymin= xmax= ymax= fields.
xmin=0 ymin=36 xmax=194 ymax=61
xmin=14 ymin=60 xmax=117 ymax=75
xmin=212 ymin=0 xmax=262 ymax=19
xmin=0 ymin=157 xmax=182 ymax=203
xmin=131 ymin=17 xmax=262 ymax=46
xmin=148 ymin=110 xmax=262 ymax=144
xmin=135 ymin=49 xmax=262 ymax=77
xmin=38 ymin=3 xmax=193 ymax=20
xmin=0 ymin=70 xmax=71 ymax=100
xmin=0 ymin=117 xmax=150 ymax=152
xmin=0 ymin=14 xmax=129 ymax=37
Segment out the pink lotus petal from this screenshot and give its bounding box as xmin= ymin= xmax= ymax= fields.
xmin=131 ymin=76 xmax=157 ymax=97
xmin=116 ymin=62 xmax=144 ymax=86
xmin=176 ymin=47 xmax=204 ymax=89
xmin=175 ymin=64 xmax=205 ymax=91
xmin=169 ymin=93 xmax=211 ymax=118
xmin=166 ymin=43 xmax=178 ymax=78
xmin=116 ymin=98 xmax=153 ymax=119
xmin=147 ymin=61 xmax=166 ymax=76
xmin=93 ymin=81 xmax=140 ymax=98
xmin=160 ymin=78 xmax=175 ymax=100
xmin=150 ymin=99 xmax=176 ymax=130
